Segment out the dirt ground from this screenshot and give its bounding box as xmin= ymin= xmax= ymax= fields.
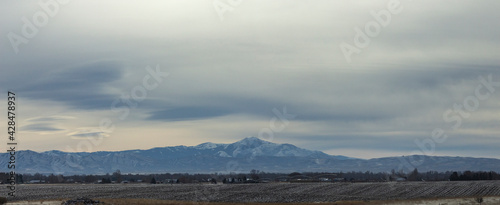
xmin=6 ymin=181 xmax=500 ymax=204
xmin=6 ymin=197 xmax=500 ymax=205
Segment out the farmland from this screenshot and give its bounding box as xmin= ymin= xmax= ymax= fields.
xmin=7 ymin=181 xmax=500 ymax=203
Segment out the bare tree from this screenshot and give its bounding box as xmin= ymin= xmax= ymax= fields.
xmin=475 ymin=197 xmax=484 ymax=204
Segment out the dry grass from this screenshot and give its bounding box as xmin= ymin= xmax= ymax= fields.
xmin=7 ymin=197 xmax=500 ymax=205
xmin=9 ymin=182 xmax=500 ymax=204
xmin=95 ymin=196 xmax=500 ymax=205
xmin=97 ymin=198 xmax=372 ymax=205
xmin=77 ymin=198 xmax=415 ymax=205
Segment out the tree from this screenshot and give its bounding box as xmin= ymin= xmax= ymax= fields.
xmin=112 ymin=170 xmax=122 ymax=183
xmin=16 ymin=174 xmax=24 ymax=184
xmin=250 ymin=169 xmax=260 ymax=180
xmin=34 ymin=173 xmax=44 ymax=180
xmin=0 ymin=196 xmax=7 ymax=205
xmin=150 ymin=177 xmax=157 ymax=184
xmin=84 ymin=175 xmax=96 ymax=183
xmin=48 ymin=174 xmax=61 ymax=183
xmin=450 ymin=172 xmax=459 ymax=181
xmin=288 ymin=172 xmax=301 ymax=177
xmin=475 ymin=197 xmax=483 ymax=204
xmin=408 ymin=168 xmax=420 ymax=181
xmin=462 ymin=171 xmax=473 ymax=180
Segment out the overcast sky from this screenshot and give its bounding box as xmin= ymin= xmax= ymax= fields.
xmin=1 ymin=0 xmax=499 ymax=159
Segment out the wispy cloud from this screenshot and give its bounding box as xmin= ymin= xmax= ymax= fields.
xmin=0 ymin=0 xmax=499 ymax=159
xmin=22 ymin=123 xmax=64 ymax=132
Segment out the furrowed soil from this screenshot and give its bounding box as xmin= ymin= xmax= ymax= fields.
xmin=5 ymin=181 xmax=500 ymax=204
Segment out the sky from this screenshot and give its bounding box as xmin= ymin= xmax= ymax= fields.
xmin=1 ymin=0 xmax=499 ymax=159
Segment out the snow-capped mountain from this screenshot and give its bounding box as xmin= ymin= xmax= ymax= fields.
xmin=194 ymin=137 xmax=331 ymax=158
xmin=1 ymin=137 xmax=500 ymax=175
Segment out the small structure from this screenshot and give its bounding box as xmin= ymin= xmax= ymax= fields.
xmin=395 ymin=177 xmax=407 ymax=182
xmin=333 ymin=178 xmax=346 ymax=182
xmin=29 ymin=180 xmax=45 ymax=184
xmin=319 ymin=178 xmax=332 ymax=182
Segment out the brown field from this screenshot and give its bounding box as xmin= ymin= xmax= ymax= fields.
xmin=5 ymin=181 xmax=500 ymax=204
xmin=6 ymin=196 xmax=500 ymax=205
xmin=82 ymin=197 xmax=500 ymax=204
xmin=7 ymin=197 xmax=500 ymax=205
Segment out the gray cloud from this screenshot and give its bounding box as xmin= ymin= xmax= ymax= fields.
xmin=148 ymin=107 xmax=233 ymax=121
xmin=22 ymin=123 xmax=64 ymax=132
xmin=26 ymin=116 xmax=74 ymax=122
xmin=0 ymin=0 xmax=499 ymax=158
xmin=17 ymin=60 xmax=124 ymax=110
xmin=70 ymin=132 xmax=105 ymax=138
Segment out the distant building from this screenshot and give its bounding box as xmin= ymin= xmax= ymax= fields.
xmin=333 ymin=178 xmax=346 ymax=182
xmin=319 ymin=178 xmax=332 ymax=182
xmin=29 ymin=180 xmax=45 ymax=184
xmin=396 ymin=177 xmax=407 ymax=182
xmin=388 ymin=175 xmax=407 ymax=182
xmin=258 ymin=178 xmax=271 ymax=183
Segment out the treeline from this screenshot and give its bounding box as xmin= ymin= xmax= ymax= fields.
xmin=0 ymin=170 xmax=225 ymax=184
xmin=1 ymin=169 xmax=499 ymax=184
xmin=449 ymin=171 xmax=500 ymax=181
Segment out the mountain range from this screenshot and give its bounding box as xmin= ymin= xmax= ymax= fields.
xmin=1 ymin=137 xmax=499 ymax=175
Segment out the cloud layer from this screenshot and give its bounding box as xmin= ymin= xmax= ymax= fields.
xmin=1 ymin=0 xmax=499 ymax=159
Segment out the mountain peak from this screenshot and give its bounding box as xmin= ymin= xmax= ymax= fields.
xmin=234 ymin=137 xmax=271 ymax=146
xmin=194 ymin=142 xmax=219 ymax=149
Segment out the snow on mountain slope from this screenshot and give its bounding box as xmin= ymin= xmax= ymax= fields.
xmin=193 ymin=137 xmax=331 ymax=158
xmin=3 ymin=137 xmax=498 ymax=175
